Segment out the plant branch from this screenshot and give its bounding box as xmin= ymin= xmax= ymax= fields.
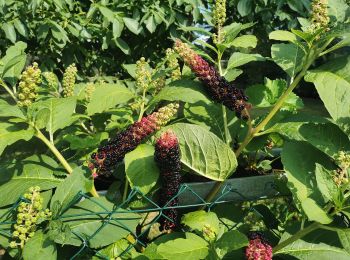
xmin=35 ymin=128 xmax=73 ymax=174
xmin=0 ymin=79 xmax=18 ymax=102
xmin=273 ymin=222 xmax=321 ymax=253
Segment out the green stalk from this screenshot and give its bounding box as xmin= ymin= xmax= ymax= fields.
xmin=273 ymin=222 xmax=321 ymax=253
xmin=0 ymin=79 xmax=18 ymax=102
xmin=35 ymin=127 xmax=99 ymax=197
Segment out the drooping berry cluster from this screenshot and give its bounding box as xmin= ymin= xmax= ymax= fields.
xmin=10 ymin=187 xmax=52 ymax=249
xmin=174 ymin=40 xmax=249 ymax=118
xmin=310 ymin=0 xmax=329 ymax=31
xmin=213 ymin=0 xmax=226 ymax=43
xmin=136 ymin=57 xmax=152 ymax=92
xmin=62 ymin=63 xmax=77 ymax=97
xmin=42 ymin=71 xmax=58 ymax=91
xmin=154 ymin=130 xmax=182 ymax=231
xmin=84 ymin=83 xmax=95 ymax=101
xmin=17 ymin=62 xmax=41 ymax=107
xmin=90 ymin=103 xmax=179 ymax=175
xmin=245 ymin=232 xmax=273 ymax=260
xmin=334 ymin=151 xmax=350 ymax=186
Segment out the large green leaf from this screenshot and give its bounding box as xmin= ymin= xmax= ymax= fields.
xmin=315 ymin=163 xmax=338 ymax=203
xmin=151 ymin=80 xmax=209 ymax=105
xmin=125 ymin=144 xmax=159 ymax=195
xmin=0 ymin=155 xmax=64 ymax=207
xmin=0 ymin=99 xmax=26 ymax=119
xmin=57 ymin=197 xmax=140 ymax=248
xmin=181 ymin=210 xmax=220 ymax=234
xmin=230 ymin=35 xmax=257 ymax=49
xmin=0 ymin=122 xmax=34 ymax=156
xmin=281 ymin=141 xmax=334 ymax=223
xmin=123 ymin=17 xmax=142 ymax=35
xmin=269 ymin=30 xmax=298 ymax=43
xmin=0 ymin=41 xmax=27 ymax=86
xmin=305 ymin=68 xmax=350 ymax=136
xmin=157 ymin=233 xmax=209 ymax=260
xmin=50 ymin=167 xmax=93 ymax=215
xmin=167 ymin=123 xmax=237 ymax=181
xmin=299 ymin=123 xmax=350 ymax=158
xmin=31 ymin=97 xmax=77 ymax=135
xmin=275 ymin=240 xmax=350 ymax=259
xmin=87 ymin=83 xmax=134 ymax=115
xmin=338 ymin=229 xmax=350 ymax=254
xmin=215 ymin=230 xmax=248 ymax=257
xmin=227 ymin=52 xmax=265 ymax=69
xmin=271 ymin=43 xmax=304 ymax=77
xmin=23 ymin=231 xmax=57 ymax=260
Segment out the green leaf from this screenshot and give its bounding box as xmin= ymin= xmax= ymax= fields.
xmin=13 ymin=19 xmax=28 ymax=37
xmin=23 ymin=231 xmax=57 ymax=260
xmin=305 ymin=70 xmax=350 ymax=136
xmin=151 ymin=80 xmax=209 ymax=105
xmin=114 ymin=38 xmax=131 ymax=54
xmin=315 ymin=163 xmax=338 ymax=202
xmin=246 ymin=78 xmax=303 ymax=110
xmin=125 ymin=144 xmax=159 ymax=195
xmin=95 ymin=238 xmax=138 ymax=260
xmin=328 ymin=0 xmax=350 ymax=23
xmin=299 ymin=123 xmax=350 ymax=158
xmin=0 ymin=99 xmax=26 ymax=119
xmin=112 ymin=18 xmax=124 ymax=39
xmin=0 ymin=41 xmax=27 ymax=85
xmin=0 ymin=155 xmax=64 ymax=207
xmin=215 ymin=230 xmax=248 ymax=257
xmin=0 ymin=122 xmax=34 ymax=156
xmin=224 ymin=68 xmax=243 ymax=81
xmin=338 ymin=229 xmax=350 ymax=254
xmin=2 ymin=23 xmax=16 ymax=43
xmin=181 ymin=210 xmax=220 ymax=234
xmin=123 ymin=17 xmax=142 ymax=35
xmin=237 ymin=0 xmax=253 ymax=17
xmin=231 ymin=35 xmax=257 ymax=49
xmin=57 ymin=197 xmax=140 ymax=248
xmin=275 ymin=240 xmax=350 ymax=259
xmin=227 ymin=52 xmax=265 ymax=69
xmin=98 ymin=6 xmax=115 ymax=22
xmin=32 ymin=97 xmax=76 ymax=135
xmin=157 ymin=233 xmax=209 ymax=260
xmin=271 ymin=43 xmax=304 ymax=77
xmin=50 ymin=167 xmax=93 ymax=214
xmin=281 ymin=141 xmax=334 ymax=222
xmin=167 ymin=123 xmax=237 ymax=181
xmin=145 ymin=15 xmax=157 ymax=33
xmin=269 ymin=30 xmax=298 ymax=43
xmin=301 ymin=198 xmax=332 ymax=224
xmin=87 ymin=83 xmax=134 ymax=115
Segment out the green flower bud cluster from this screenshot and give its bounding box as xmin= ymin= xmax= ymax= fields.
xmin=136 ymin=57 xmax=152 ymax=92
xmin=10 ymin=186 xmax=52 ymax=249
xmin=17 ymin=62 xmax=41 ymax=107
xmin=153 ymin=76 xmax=166 ymax=95
xmin=166 ymin=48 xmax=181 ymax=81
xmin=310 ymin=0 xmax=330 ymax=31
xmin=213 ymin=0 xmax=226 ymax=29
xmin=333 ymin=151 xmax=350 ymax=186
xmin=85 ymin=83 xmax=96 ymax=101
xmin=62 ymin=63 xmax=78 ymax=97
xmin=42 ymin=71 xmax=58 ymax=90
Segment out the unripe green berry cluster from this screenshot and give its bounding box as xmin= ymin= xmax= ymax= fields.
xmin=85 ymin=83 xmax=96 ymax=101
xmin=166 ymin=48 xmax=181 ymax=81
xmin=213 ymin=0 xmax=226 ymax=29
xmin=10 ymin=186 xmax=52 ymax=249
xmin=310 ymin=0 xmax=330 ymax=31
xmin=17 ymin=62 xmax=41 ymax=107
xmin=42 ymin=71 xmax=58 ymax=90
xmin=62 ymin=63 xmax=78 ymax=97
xmin=136 ymin=57 xmax=152 ymax=92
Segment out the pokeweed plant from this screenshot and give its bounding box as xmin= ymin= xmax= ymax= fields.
xmin=0 ymin=0 xmax=350 ymax=259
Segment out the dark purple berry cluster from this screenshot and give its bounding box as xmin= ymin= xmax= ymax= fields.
xmin=245 ymin=232 xmax=273 ymax=260
xmin=89 ymin=103 xmax=179 ymax=176
xmin=174 ymin=39 xmax=250 ymax=118
xmin=154 ymin=130 xmax=182 ymax=231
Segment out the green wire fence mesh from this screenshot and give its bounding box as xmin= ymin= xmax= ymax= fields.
xmin=0 ymin=174 xmax=288 ymax=259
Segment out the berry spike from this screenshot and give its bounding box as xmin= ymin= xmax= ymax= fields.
xmin=154 ymin=130 xmax=182 ymax=231
xmin=174 ymin=39 xmax=249 ymax=118
xmin=245 ymin=232 xmax=273 ymax=260
xmin=89 ymin=103 xmax=179 ymax=176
